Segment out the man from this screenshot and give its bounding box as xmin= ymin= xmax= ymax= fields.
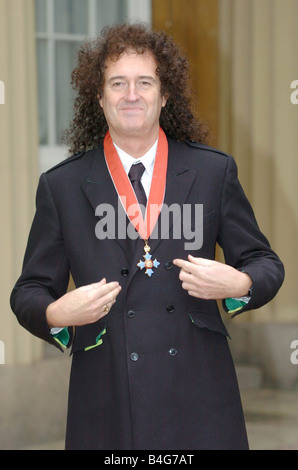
xmin=10 ymin=24 xmax=284 ymax=450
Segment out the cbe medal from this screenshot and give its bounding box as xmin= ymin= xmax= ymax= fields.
xmin=104 ymin=127 xmax=168 ymax=277
xmin=137 ymin=240 xmax=160 ymax=277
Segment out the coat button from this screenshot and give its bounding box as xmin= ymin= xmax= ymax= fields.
xmin=127 ymin=310 xmax=136 ymax=318
xmin=169 ymin=348 xmax=177 ymax=356
xmin=164 ymin=261 xmax=173 ymax=270
xmin=166 ymin=305 xmax=175 ymax=313
xmin=130 ymin=352 xmax=139 ymax=361
xmin=121 ymin=268 xmax=129 ymax=277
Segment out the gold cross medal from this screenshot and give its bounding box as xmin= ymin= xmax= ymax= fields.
xmin=137 ymin=241 xmax=160 ymax=277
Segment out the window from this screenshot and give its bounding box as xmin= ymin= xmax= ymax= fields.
xmin=35 ymin=0 xmax=152 ymax=171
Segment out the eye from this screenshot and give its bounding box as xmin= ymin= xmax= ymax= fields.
xmin=111 ymin=81 xmax=127 ymax=89
xmin=137 ymin=80 xmax=152 ymax=90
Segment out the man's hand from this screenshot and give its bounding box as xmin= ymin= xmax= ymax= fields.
xmin=173 ymin=255 xmax=252 ymax=300
xmin=46 ymin=278 xmax=121 ymax=328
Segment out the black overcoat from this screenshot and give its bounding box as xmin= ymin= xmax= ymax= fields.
xmin=10 ymin=137 xmax=284 ymax=450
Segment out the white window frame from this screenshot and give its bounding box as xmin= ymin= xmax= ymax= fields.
xmin=36 ymin=0 xmax=152 ymax=172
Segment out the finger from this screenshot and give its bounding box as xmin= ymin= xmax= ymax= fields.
xmin=101 ymin=298 xmax=117 ymax=315
xmin=173 ymin=258 xmax=187 ymax=268
xmin=187 ymin=290 xmax=202 ymax=299
xmin=174 ymin=256 xmax=205 ymax=267
xmin=187 ymin=255 xmax=213 ymax=267
xmin=173 ymin=259 xmax=195 ymax=273
xmin=96 ymin=281 xmax=121 ymax=298
xmin=179 ymin=269 xmax=194 ymax=283
xmin=181 ymin=281 xmax=199 ymax=292
xmin=100 ymin=286 xmax=121 ymax=315
xmin=100 ymin=284 xmax=122 ymax=305
xmin=83 ymin=278 xmax=106 ymax=291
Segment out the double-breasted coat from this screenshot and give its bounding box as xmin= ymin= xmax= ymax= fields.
xmin=10 ymin=136 xmax=284 ymax=450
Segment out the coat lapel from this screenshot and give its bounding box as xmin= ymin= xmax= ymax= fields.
xmin=80 ymin=145 xmax=133 ymax=259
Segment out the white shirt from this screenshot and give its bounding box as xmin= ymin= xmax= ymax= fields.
xmin=113 ymin=139 xmax=158 ymax=198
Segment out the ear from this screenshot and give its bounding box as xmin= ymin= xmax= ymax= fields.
xmin=97 ymin=93 xmax=103 ymax=108
xmin=162 ymin=94 xmax=168 ymax=108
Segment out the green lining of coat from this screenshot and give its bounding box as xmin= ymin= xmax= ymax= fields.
xmin=84 ymin=328 xmax=106 ymax=351
xmin=52 ymin=327 xmax=70 ymax=348
xmin=225 ymin=298 xmax=246 ymax=314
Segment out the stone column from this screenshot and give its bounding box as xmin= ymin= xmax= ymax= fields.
xmin=0 ymin=0 xmax=43 ymax=364
xmin=219 ymin=0 xmax=297 ymax=322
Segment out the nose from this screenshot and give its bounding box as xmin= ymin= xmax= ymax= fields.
xmin=126 ymin=82 xmax=139 ymax=101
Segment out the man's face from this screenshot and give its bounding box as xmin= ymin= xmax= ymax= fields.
xmin=99 ymin=51 xmax=167 ymax=141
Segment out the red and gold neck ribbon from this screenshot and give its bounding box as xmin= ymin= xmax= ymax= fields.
xmin=103 ymin=127 xmax=168 ymax=242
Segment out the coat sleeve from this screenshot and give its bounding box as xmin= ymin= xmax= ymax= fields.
xmin=218 ymin=155 xmax=285 ymax=316
xmin=10 ymin=172 xmax=71 ymax=349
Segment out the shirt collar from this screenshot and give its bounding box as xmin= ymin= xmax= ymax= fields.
xmin=113 ymin=140 xmax=158 ymax=177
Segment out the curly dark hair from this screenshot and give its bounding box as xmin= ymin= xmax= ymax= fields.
xmin=63 ymin=23 xmax=209 ymax=154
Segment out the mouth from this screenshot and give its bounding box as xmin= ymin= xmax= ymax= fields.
xmin=119 ymin=107 xmax=144 ymax=112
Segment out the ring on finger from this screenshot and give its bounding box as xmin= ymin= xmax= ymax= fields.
xmin=103 ymin=304 xmax=110 ymax=313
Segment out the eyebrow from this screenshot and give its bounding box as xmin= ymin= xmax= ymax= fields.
xmin=107 ymin=75 xmax=157 ymax=83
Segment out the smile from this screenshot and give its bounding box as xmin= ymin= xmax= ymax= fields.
xmin=120 ymin=107 xmax=144 ymax=112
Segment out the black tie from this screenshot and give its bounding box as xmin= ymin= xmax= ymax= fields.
xmin=128 ymin=163 xmax=147 ymax=214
